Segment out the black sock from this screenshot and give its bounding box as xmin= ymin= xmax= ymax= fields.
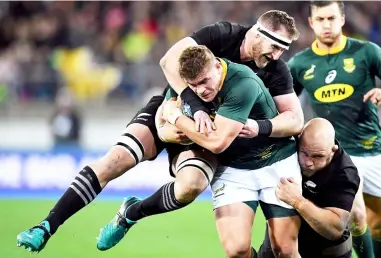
xmin=126 ymin=182 xmax=189 ymax=221
xmin=258 ymin=224 xmax=275 ymax=258
xmin=44 ymin=166 xmax=102 ymax=234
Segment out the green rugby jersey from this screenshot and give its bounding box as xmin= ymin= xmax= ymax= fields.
xmin=289 ymin=36 xmax=381 ymax=156
xmin=167 ymin=58 xmax=296 ymax=169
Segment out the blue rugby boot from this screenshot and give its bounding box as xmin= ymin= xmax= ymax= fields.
xmin=96 ymin=196 xmax=141 ymax=251
xmin=16 ymin=221 xmax=51 ymax=253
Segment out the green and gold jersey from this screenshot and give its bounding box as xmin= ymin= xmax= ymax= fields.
xmin=167 ymin=58 xmax=296 ymax=169
xmin=289 ymin=36 xmax=381 ymax=156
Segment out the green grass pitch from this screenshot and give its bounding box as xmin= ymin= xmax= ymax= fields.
xmin=2 ymin=200 xmax=357 ymax=258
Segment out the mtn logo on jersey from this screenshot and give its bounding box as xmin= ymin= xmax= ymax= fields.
xmin=343 ymin=58 xmax=356 ymax=73
xmin=314 ymin=84 xmax=354 ymax=103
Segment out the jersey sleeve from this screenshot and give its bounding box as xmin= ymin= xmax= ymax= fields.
xmin=216 ymin=77 xmax=260 ymax=123
xmin=165 ymin=87 xmax=178 ymax=100
xmin=266 ymin=60 xmax=295 ymax=97
xmin=321 ymin=167 xmax=360 ymax=212
xmin=365 ymin=42 xmax=381 ymax=79
xmin=189 ymin=22 xmax=232 ymax=54
xmin=287 ymin=57 xmax=304 ymax=96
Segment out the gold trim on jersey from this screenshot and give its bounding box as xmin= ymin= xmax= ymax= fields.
xmin=311 ymin=36 xmax=347 ymax=56
xmin=217 ymin=58 xmax=228 ymax=91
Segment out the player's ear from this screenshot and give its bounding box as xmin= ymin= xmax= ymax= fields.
xmin=308 ymin=17 xmax=313 ymax=29
xmin=253 ymin=29 xmax=261 ymax=39
xmin=341 ymin=14 xmax=345 ymax=27
xmin=215 ymin=59 xmax=221 ymax=69
xmin=332 ymin=144 xmax=339 ymax=152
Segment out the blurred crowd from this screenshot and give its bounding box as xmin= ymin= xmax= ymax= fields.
xmin=0 ymin=1 xmax=380 ymax=105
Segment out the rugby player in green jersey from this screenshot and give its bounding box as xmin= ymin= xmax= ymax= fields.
xmin=160 ymin=45 xmax=302 ymax=258
xmin=288 ymin=1 xmax=381 ymax=257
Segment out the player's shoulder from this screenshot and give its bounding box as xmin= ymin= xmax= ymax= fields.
xmin=212 ymin=21 xmax=250 ymax=37
xmin=346 ymin=37 xmax=368 ymax=47
xmin=288 ymin=47 xmax=314 ymax=67
xmin=214 ymin=21 xmax=247 ymax=30
xmin=225 ymin=59 xmax=258 ymax=79
xmin=266 ymin=58 xmax=291 ymax=75
xmin=329 ymin=143 xmax=360 ymax=185
xmin=223 ymin=59 xmax=263 ymax=88
xmin=346 ymin=37 xmax=379 ymax=53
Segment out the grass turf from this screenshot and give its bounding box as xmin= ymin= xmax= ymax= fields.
xmin=3 ymin=200 xmax=358 ymax=258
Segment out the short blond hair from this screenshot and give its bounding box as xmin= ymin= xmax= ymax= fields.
xmin=179 ymin=45 xmax=215 ymax=81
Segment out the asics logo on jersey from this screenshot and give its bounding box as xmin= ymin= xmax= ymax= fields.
xmin=325 ymin=70 xmax=337 ymax=84
xmin=314 ymin=84 xmax=354 ymax=103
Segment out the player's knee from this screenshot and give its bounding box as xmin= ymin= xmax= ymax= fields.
xmin=174 ymin=158 xmax=213 ymax=203
xmin=223 ymin=239 xmax=251 ymax=258
xmin=92 ymin=146 xmax=138 ymax=186
xmin=350 ymin=206 xmax=367 ymax=234
xmin=271 ymin=236 xmax=298 ymax=258
xmin=174 ymin=171 xmax=208 ymax=203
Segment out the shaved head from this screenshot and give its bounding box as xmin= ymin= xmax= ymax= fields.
xmin=301 ymin=118 xmax=335 ymax=150
xmin=298 ymin=118 xmax=338 ymax=177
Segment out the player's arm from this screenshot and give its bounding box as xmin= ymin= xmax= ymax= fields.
xmin=363 ymin=42 xmax=381 ymax=105
xmin=294 ymin=199 xmax=350 ymax=240
xmin=159 ymin=37 xmax=197 ymax=95
xmin=367 ymin=41 xmax=381 ymax=79
xmin=259 ymin=61 xmax=303 ymax=137
xmin=155 ymin=90 xmax=191 ymax=144
xmin=165 ymin=78 xmax=257 ymax=154
xmin=173 ymin=114 xmax=243 ymax=154
xmin=159 ymin=23 xmax=225 ymax=115
xmin=270 ymin=92 xmax=304 ymax=137
xmin=295 ymin=170 xmax=359 ymax=240
xmin=155 ymin=89 xmax=176 ymax=131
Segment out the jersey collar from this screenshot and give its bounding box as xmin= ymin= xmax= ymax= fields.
xmin=217 ymin=58 xmax=228 ymax=91
xmin=311 ymin=35 xmax=347 ymax=56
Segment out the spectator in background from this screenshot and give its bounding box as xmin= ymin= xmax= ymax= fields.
xmin=50 ymin=87 xmax=81 ymax=147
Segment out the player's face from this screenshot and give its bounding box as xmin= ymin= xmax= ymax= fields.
xmin=298 ymin=142 xmax=335 ymax=177
xmin=186 ymin=60 xmax=222 ymax=102
xmin=251 ymin=30 xmax=288 ymax=68
xmin=309 ymin=3 xmax=345 ymax=45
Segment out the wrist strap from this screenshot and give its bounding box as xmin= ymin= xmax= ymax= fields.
xmin=257 ymin=119 xmax=273 ymax=136
xmin=179 ymin=87 xmax=208 ymax=115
